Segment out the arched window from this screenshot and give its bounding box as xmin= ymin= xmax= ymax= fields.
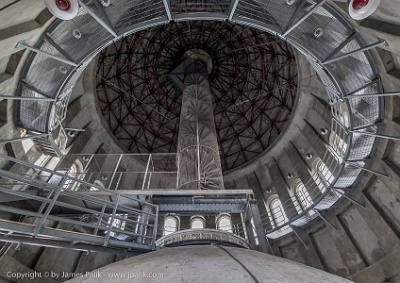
xmin=164 ymin=216 xmax=178 ymax=236
xmin=64 ymin=159 xmax=83 ymax=190
xmin=90 ymin=180 xmax=104 ymax=191
xmin=294 ymin=180 xmax=313 ymax=210
xmin=329 ymin=131 xmax=348 ymax=158
xmin=312 ymin=158 xmax=334 ymax=193
xmin=267 ymin=195 xmax=289 ymax=228
xmin=191 ymin=216 xmax=205 ymax=229
xmin=217 ymin=215 xmax=232 ymax=233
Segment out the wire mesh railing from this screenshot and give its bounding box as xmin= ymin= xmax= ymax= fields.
xmin=13 ymin=0 xmax=384 ymax=239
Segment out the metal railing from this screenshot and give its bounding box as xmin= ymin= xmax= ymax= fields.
xmin=57 ymin=153 xmax=178 ymax=191
xmin=0 ymin=153 xmax=159 ymax=255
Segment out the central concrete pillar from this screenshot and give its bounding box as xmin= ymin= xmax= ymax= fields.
xmin=176 ymin=58 xmax=224 ymax=190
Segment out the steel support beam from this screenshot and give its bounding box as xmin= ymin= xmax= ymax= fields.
xmin=0 ymin=96 xmax=56 ymax=102
xmin=351 ymin=130 xmax=400 ymax=142
xmin=247 ymin=199 xmax=270 ymax=253
xmin=16 ymin=42 xmax=78 ymax=67
xmin=344 ymin=92 xmax=400 ymax=99
xmin=331 ymin=188 xmax=368 ymax=210
xmin=345 ymin=160 xmax=391 ymax=180
xmin=289 ymin=224 xmax=310 ymax=250
xmin=313 ymin=209 xmax=340 ymax=234
xmin=323 ymin=32 xmax=357 ymax=62
xmin=321 ymin=39 xmax=387 ymax=65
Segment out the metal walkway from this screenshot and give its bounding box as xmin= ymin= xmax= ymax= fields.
xmin=0 ymin=154 xmax=159 ymax=256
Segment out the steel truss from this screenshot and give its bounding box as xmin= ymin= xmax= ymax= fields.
xmin=96 ymin=21 xmax=297 ymax=171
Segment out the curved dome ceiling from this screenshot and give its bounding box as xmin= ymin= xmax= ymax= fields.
xmin=95 ymin=21 xmax=298 ymax=171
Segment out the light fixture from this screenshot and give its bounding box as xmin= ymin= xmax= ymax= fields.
xmin=72 ymin=29 xmax=82 ymax=39
xmin=44 ymin=0 xmax=79 ymax=20
xmin=59 ymin=66 xmax=68 ymax=74
xmin=100 ymin=0 xmax=111 ymax=7
xmin=348 ymin=0 xmax=380 ymax=20
xmin=306 ymin=153 xmax=313 ymax=160
xmin=320 ymin=128 xmax=329 ymax=135
xmin=287 ymin=173 xmax=294 ymax=179
xmin=314 ymin=28 xmax=324 ymax=38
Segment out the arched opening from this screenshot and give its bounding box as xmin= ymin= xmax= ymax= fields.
xmin=216 ymin=214 xmax=232 ymax=233
xmin=164 ymin=216 xmax=178 ymax=236
xmin=191 ymin=216 xmax=205 ymax=229
xmin=64 ymin=159 xmax=84 ymax=190
xmin=294 ymin=180 xmax=313 ymax=210
xmin=266 ymin=195 xmax=289 ymax=228
xmin=312 ymin=158 xmax=334 ymax=193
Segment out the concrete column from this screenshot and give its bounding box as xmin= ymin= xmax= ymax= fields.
xmin=243 ymin=208 xmax=257 ymax=250
xmin=176 ymin=60 xmax=223 ymax=190
xmin=157 ymin=215 xmax=165 ymax=239
xmin=205 ymin=216 xmax=216 ymax=229
xmin=248 ymin=199 xmax=270 ymax=253
xmin=179 ymin=216 xmax=191 ymax=230
xmin=246 ymin=172 xmax=273 ymax=230
xmin=136 ymin=204 xmax=153 ymax=245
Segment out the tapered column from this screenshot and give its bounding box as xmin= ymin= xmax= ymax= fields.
xmin=176 ymin=60 xmax=224 ymax=190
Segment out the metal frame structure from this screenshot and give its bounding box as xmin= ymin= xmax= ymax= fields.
xmin=3 ymin=0 xmax=392 ymax=242
xmin=95 ymin=21 xmax=297 ymax=171
xmin=0 ymin=153 xmax=159 ymax=255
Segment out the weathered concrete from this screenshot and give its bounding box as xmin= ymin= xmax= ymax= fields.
xmin=66 ymin=245 xmax=354 ymax=283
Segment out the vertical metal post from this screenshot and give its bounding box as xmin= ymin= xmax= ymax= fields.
xmin=93 ymin=204 xmax=107 ymax=235
xmin=266 ymin=236 xmax=275 ymax=256
xmin=107 ymin=154 xmax=123 ymax=189
xmin=321 ymin=39 xmax=387 ymax=65
xmin=282 ymin=0 xmax=329 ymax=37
xmin=33 ymin=174 xmax=68 ymax=237
xmin=152 ymin=205 xmax=159 ymax=250
xmin=142 ymin=154 xmax=152 ymax=190
xmin=104 ymin=194 xmax=120 ymax=246
xmin=248 ymin=199 xmax=270 ymax=253
xmin=16 ymin=42 xmax=78 ymax=67
xmin=244 ymin=204 xmax=257 ymax=250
